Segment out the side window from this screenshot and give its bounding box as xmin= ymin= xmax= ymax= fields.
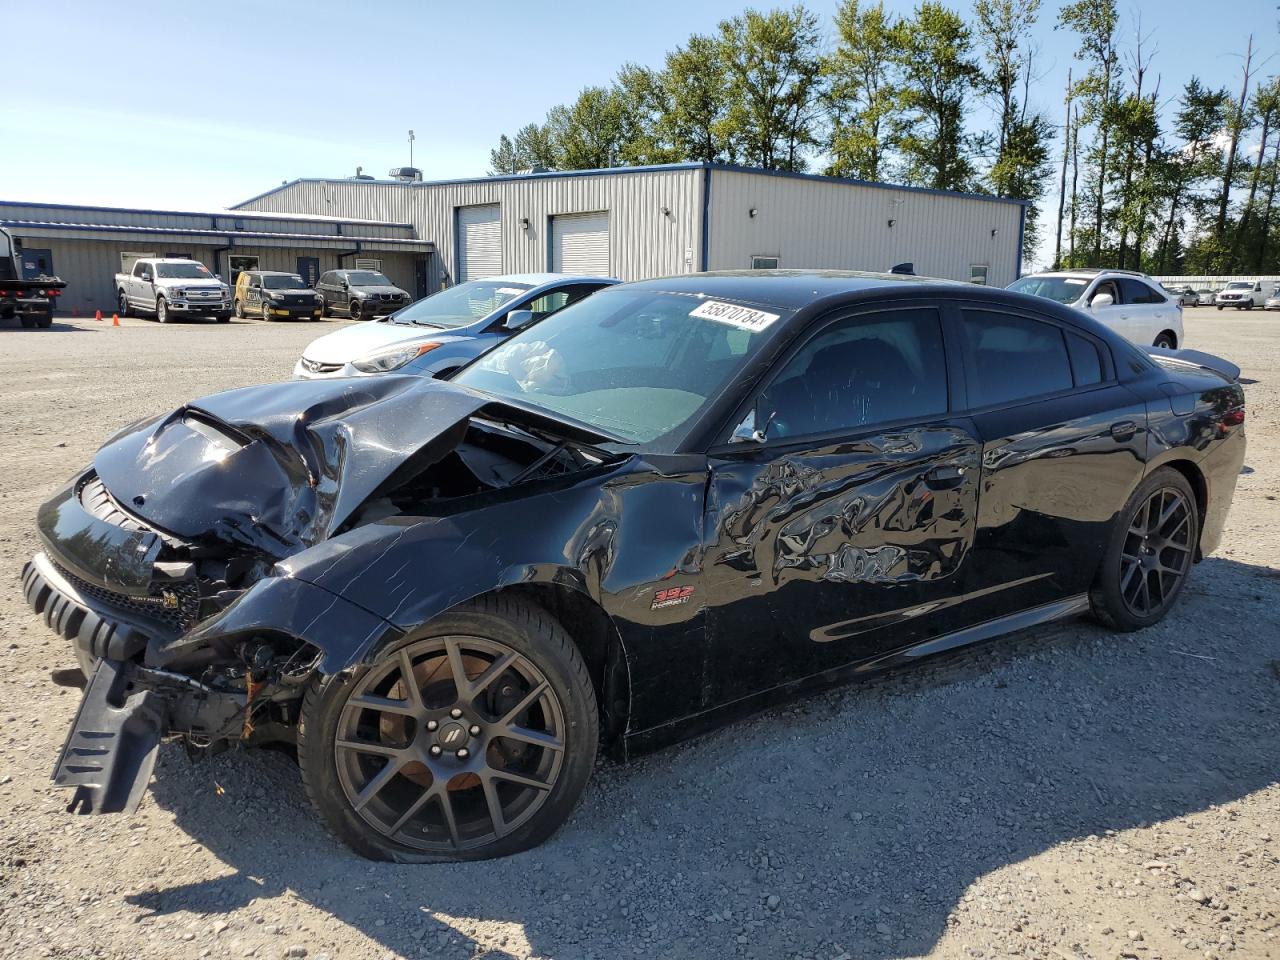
xmin=133 ymin=261 xmax=149 ymax=277
xmin=318 ymin=272 xmax=332 ymax=286
xmin=1120 ymin=278 xmax=1164 ymax=304
xmin=757 ymin=308 xmax=948 ymax=440
xmin=1090 ymin=280 xmax=1119 ymax=304
xmin=1066 ymin=331 xmax=1105 ymax=386
xmin=960 ymin=310 xmax=1073 ymax=407
xmin=526 ymin=291 xmax=569 ymax=320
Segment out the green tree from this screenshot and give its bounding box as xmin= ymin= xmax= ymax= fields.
xmin=614 ymin=63 xmax=679 ymax=166
xmin=1234 ymin=76 xmax=1280 ymax=258
xmin=974 ymin=0 xmax=1053 ymax=258
xmin=1059 ymin=0 xmax=1120 ymax=264
xmin=893 ymin=1 xmax=982 ymax=191
xmin=660 ymin=34 xmax=738 ymax=163
xmin=823 ymin=0 xmax=901 ymax=180
xmin=716 ymin=5 xmax=825 ymax=170
xmin=1152 ymin=79 xmax=1230 ymax=272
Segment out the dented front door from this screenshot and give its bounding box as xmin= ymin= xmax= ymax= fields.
xmin=701 ymin=421 xmax=982 ymax=706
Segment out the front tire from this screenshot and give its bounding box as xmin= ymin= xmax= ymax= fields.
xmin=1090 ymin=467 xmax=1198 ymax=632
xmin=233 ymin=299 xmax=245 ymax=319
xmin=298 ymin=595 xmax=598 ymax=862
xmin=156 ymin=297 xmax=169 ymax=323
xmin=349 ymin=299 xmax=363 ymax=321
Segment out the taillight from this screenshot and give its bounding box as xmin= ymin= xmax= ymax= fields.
xmin=1223 ymin=409 xmax=1245 ymax=427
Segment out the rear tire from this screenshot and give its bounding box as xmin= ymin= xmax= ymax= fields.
xmin=298 ymin=595 xmax=598 ymax=862
xmin=19 ymin=315 xmax=37 ymax=329
xmin=1153 ymin=331 xmax=1177 ymax=349
xmin=35 ymin=311 xmax=52 ymax=329
xmin=1090 ymin=467 xmax=1198 ymax=633
xmin=118 ymin=290 xmax=133 ymax=318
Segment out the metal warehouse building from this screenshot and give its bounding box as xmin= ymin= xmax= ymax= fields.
xmin=2 ymin=163 xmax=1023 ymax=316
xmin=0 ymin=201 xmax=434 ymax=315
xmin=234 ymin=163 xmax=1026 ymax=290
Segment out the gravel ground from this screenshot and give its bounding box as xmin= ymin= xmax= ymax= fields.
xmin=0 ymin=308 xmax=1277 ymax=960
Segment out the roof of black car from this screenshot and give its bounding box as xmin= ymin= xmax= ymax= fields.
xmin=620 ymin=269 xmax=964 ymax=310
xmin=255 ymin=270 xmax=300 ymax=277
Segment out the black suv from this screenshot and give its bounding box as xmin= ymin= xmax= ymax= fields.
xmin=316 ymin=269 xmax=411 ymax=320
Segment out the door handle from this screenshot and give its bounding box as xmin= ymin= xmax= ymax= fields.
xmin=1110 ymin=420 xmax=1138 ymax=441
xmin=924 ymin=464 xmax=967 ymax=490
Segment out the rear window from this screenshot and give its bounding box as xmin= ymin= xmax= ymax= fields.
xmin=1066 ymin=331 xmax=1105 ymax=386
xmin=960 ymin=310 xmax=1073 ymax=407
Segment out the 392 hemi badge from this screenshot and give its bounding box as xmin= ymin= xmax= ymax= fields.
xmin=651 ymin=585 xmax=694 ymax=610
xmin=160 ymin=591 xmax=180 ymax=610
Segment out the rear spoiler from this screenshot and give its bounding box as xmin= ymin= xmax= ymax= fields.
xmin=1145 ymin=346 xmax=1240 ymax=383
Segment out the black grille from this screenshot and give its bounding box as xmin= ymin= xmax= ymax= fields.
xmin=52 ymin=560 xmax=200 ymax=631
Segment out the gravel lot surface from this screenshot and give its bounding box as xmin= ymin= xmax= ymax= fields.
xmin=0 ymin=308 xmax=1276 ymax=960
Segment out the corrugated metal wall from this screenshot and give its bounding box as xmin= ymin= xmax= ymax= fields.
xmin=706 ymin=170 xmax=1024 ymax=287
xmin=236 ymin=168 xmax=705 ymax=286
xmin=6 ymin=236 xmax=420 ymax=315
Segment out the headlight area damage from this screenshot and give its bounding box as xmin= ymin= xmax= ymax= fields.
xmin=23 ymin=375 xmax=622 ymax=815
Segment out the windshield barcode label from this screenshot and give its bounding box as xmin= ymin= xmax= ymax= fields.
xmin=689 ymin=300 xmax=780 ymax=332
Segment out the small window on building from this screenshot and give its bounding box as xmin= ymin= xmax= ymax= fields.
xmin=751 ymin=256 xmax=780 ymax=270
xmin=970 ymin=265 xmax=989 ymax=285
xmin=354 ymin=257 xmax=383 ymax=271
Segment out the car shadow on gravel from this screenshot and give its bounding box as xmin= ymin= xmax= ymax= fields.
xmin=132 ymin=555 xmax=1280 ymax=960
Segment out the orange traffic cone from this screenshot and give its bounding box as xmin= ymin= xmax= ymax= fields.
xmin=95 ymin=309 xmax=102 ymax=321
xmin=111 ymin=313 xmax=120 ymax=327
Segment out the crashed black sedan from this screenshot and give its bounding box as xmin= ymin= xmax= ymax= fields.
xmin=24 ymin=272 xmax=1245 ymax=861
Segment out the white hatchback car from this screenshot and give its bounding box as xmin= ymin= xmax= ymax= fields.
xmin=1007 ymin=269 xmax=1183 ymax=348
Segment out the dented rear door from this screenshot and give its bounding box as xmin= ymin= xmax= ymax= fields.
xmin=699 ymin=304 xmax=982 ymax=706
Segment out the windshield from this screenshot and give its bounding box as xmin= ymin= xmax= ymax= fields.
xmin=155 ymin=262 xmax=213 ymax=279
xmin=347 ymin=271 xmax=392 ymax=286
xmin=1007 ymin=275 xmax=1090 ymax=304
xmin=453 ymin=288 xmax=791 ymax=445
xmin=1225 ymin=281 xmax=1252 ymax=290
xmin=392 ymin=279 xmax=533 ymax=329
xmin=263 ymin=274 xmax=308 ymax=290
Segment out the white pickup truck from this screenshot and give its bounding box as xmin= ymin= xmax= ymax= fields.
xmin=1214 ymin=280 xmax=1266 ymax=310
xmin=115 ymin=258 xmax=232 ymax=323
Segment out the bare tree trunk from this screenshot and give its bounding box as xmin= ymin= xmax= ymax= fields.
xmin=1054 ymin=69 xmax=1072 ymax=269
xmin=1094 ymin=59 xmax=1112 ymax=264
xmin=1257 ymin=134 xmax=1280 ymax=270
xmin=1236 ymin=103 xmax=1273 ymax=255
xmin=1217 ymin=35 xmax=1254 ymax=238
xmin=1070 ymin=106 xmax=1080 ymax=265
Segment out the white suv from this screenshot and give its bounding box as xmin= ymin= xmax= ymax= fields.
xmin=1008 ymin=269 xmax=1182 ymax=348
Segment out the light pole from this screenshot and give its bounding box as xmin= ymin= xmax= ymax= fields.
xmin=408 ymin=129 xmax=415 ymax=170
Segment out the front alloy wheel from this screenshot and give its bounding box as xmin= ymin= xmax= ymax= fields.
xmin=299 ymin=597 xmax=597 ymax=861
xmin=349 ymin=298 xmax=363 ymax=321
xmin=156 ymin=298 xmax=169 ymax=323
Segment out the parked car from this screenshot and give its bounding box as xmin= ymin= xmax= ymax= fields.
xmin=116 ymin=258 xmax=231 ymax=323
xmin=234 ymin=271 xmax=323 ymax=321
xmin=1196 ymin=289 xmax=1217 ymax=306
xmin=294 ymin=274 xmax=617 ymax=379
xmin=1007 ymin=268 xmax=1183 ymax=347
xmin=1215 ymin=280 xmax=1265 ymax=310
xmin=1175 ymin=287 xmax=1199 ymax=307
xmin=316 ymin=268 xmax=411 ymax=320
xmin=25 ymin=271 xmax=1245 ymax=861
xmin=1265 ymin=288 xmax=1280 ymax=311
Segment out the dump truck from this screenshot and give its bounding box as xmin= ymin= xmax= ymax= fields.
xmin=0 ymin=226 xmax=65 ymax=328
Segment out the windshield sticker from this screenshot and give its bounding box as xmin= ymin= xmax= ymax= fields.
xmin=496 ymin=287 xmax=525 ymax=295
xmin=689 ymin=300 xmax=780 ymax=332
xmin=1064 ymin=278 xmax=1087 ymax=285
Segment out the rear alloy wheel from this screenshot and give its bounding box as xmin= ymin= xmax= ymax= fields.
xmin=118 ymin=290 xmax=133 ymax=318
xmin=1091 ymin=467 xmax=1198 ymax=632
xmin=299 ymin=597 xmax=598 ymax=861
xmin=1153 ymin=331 xmax=1176 ymax=349
xmin=349 ymin=299 xmax=363 ymax=321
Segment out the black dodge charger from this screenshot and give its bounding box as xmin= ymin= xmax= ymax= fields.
xmin=23 ymin=271 xmax=1246 ymax=861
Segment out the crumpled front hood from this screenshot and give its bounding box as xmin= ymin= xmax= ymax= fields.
xmin=92 ymin=377 xmax=616 ymax=558
xmin=300 ymin=320 xmax=451 ymax=365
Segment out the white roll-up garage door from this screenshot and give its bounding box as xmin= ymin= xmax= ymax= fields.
xmin=456 ymin=204 xmax=502 ymax=282
xmin=550 ymin=211 xmax=610 ymax=276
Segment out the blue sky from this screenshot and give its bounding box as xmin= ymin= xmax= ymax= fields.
xmin=0 ymin=0 xmax=1271 ymax=265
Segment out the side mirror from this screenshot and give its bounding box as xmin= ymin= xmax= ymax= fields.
xmin=140 ymin=272 xmax=152 ymax=282
xmin=341 ymin=280 xmax=349 ymax=290
xmin=729 ymin=407 xmax=776 ymax=444
xmin=504 ymin=308 xmax=535 ymax=330
xmin=1090 ymin=292 xmax=1114 ymax=308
